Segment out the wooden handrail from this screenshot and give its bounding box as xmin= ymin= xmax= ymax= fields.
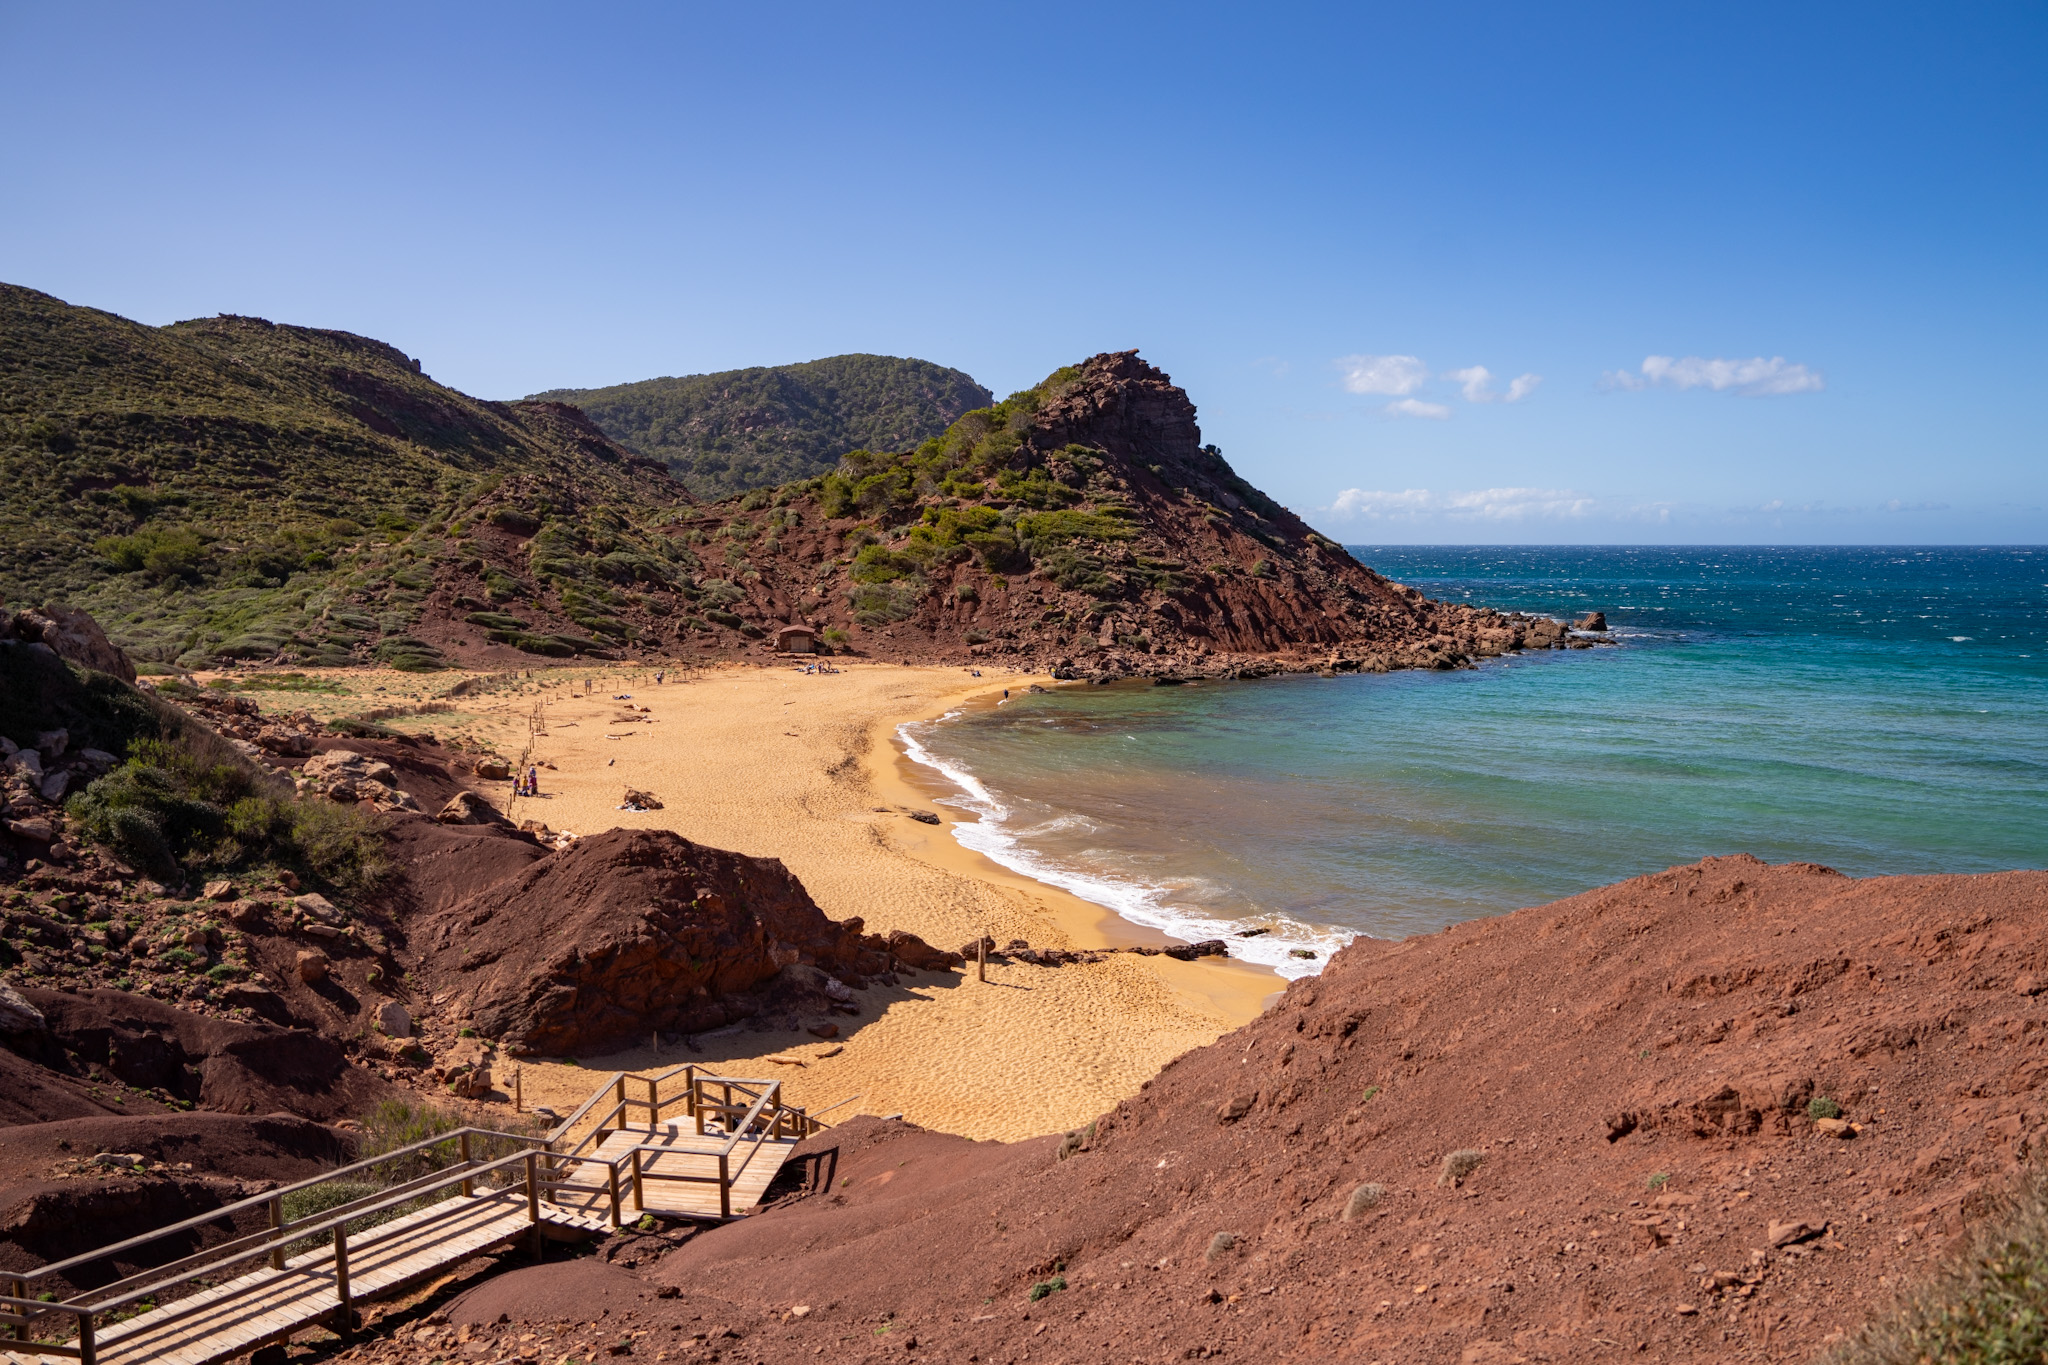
xmin=22 ymin=1125 xmax=547 ymax=1286
xmin=545 ymin=1071 xmax=627 ymax=1147
xmin=75 ymin=1153 xmax=543 ymax=1322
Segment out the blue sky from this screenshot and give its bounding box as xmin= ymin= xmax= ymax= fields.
xmin=2 ymin=2 xmax=2042 ymax=543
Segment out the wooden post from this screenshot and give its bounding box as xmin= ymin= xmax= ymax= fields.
xmin=978 ymin=934 xmax=987 ymax=983
xmin=613 ymin=1075 xmax=626 ymax=1131
xmin=332 ymin=1224 xmax=352 ymax=1337
xmin=631 ymin=1149 xmax=644 ymax=1213
xmin=514 ymin=1066 xmax=523 ymax=1113
xmin=718 ymin=1152 xmax=731 ymax=1220
xmin=268 ymin=1196 xmax=286 ymax=1271
xmin=75 ymin=1310 xmax=94 ymax=1365
xmin=525 ymin=1152 xmax=543 ymax=1260
xmin=608 ymin=1163 xmax=622 ymax=1227
xmin=8 ymin=1276 xmax=24 ymax=1343
xmin=459 ymin=1133 xmax=474 ymax=1197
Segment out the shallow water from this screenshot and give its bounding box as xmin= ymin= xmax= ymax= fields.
xmin=902 ymin=547 xmax=2048 ymax=977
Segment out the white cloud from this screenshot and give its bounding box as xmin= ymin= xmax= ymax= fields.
xmin=1445 ymin=365 xmax=1493 ymax=401
xmin=1337 ymin=354 xmax=1429 ymax=395
xmin=1329 ymin=486 xmax=1595 ymax=521
xmin=1444 ymin=365 xmax=1543 ymax=403
xmin=1384 ymin=398 xmax=1450 ymax=419
xmin=1606 ymin=354 xmax=1824 ymax=396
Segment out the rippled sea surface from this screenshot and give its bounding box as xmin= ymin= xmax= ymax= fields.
xmin=902 ymin=547 xmax=2048 ymax=977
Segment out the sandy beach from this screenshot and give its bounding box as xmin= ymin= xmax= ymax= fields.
xmin=227 ymin=659 xmax=1277 ymax=1140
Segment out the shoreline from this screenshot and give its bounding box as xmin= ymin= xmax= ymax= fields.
xmin=235 ymin=659 xmax=1276 ymax=1141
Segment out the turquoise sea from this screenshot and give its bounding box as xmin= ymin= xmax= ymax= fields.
xmin=900 ymin=547 xmax=2048 ymax=977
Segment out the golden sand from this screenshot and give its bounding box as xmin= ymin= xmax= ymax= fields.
xmin=222 ymin=659 xmax=1276 ymax=1140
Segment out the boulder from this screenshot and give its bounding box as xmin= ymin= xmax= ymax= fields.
xmin=1574 ymin=612 xmax=1608 ymax=632
xmin=621 ymin=788 xmax=664 ymax=811
xmin=437 ymin=791 xmax=509 ymax=826
xmin=34 ymin=728 xmax=68 ymax=759
xmin=17 ymin=605 xmax=136 ymax=682
xmin=441 ymin=1039 xmax=493 ymax=1097
xmin=0 ymin=982 xmax=47 ymax=1033
xmin=474 ymin=759 xmax=512 ymax=781
xmin=6 ymin=818 xmax=56 ymax=844
xmin=256 ymin=726 xmax=315 ymax=756
xmin=418 ymin=828 xmax=896 ymax=1055
xmin=294 ymin=893 xmax=345 ymax=926
xmin=37 ymin=770 xmax=69 ymax=802
xmin=1163 ymin=939 xmax=1230 ymax=961
xmin=885 ymin=930 xmax=964 ymax=971
xmin=294 ymin=951 xmax=329 ymax=985
xmin=376 ymin=1000 xmax=413 ymax=1039
xmin=203 ymin=880 xmax=240 ymax=903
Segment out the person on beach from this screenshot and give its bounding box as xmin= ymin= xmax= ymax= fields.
xmin=525 ymin=765 xmax=539 ymax=797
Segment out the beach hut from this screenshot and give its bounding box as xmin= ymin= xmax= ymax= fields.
xmin=774 ymin=623 xmax=818 ymax=654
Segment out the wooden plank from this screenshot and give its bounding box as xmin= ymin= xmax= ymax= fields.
xmin=0 ymin=1192 xmax=603 ymax=1365
xmin=547 ymin=1126 xmax=797 ymax=1220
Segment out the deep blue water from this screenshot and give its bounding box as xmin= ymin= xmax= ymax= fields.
xmin=902 ymin=547 xmax=2048 ymax=977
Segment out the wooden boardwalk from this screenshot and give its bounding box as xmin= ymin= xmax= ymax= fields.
xmin=1 ymin=1192 xmax=608 ymax=1365
xmin=0 ymin=1068 xmax=834 ymax=1365
xmin=551 ymin=1124 xmax=799 ymax=1221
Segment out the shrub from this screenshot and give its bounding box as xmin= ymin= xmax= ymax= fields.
xmin=1808 ymin=1095 xmax=1841 ymax=1120
xmin=68 ymin=734 xmax=388 ymax=891
xmin=97 ymin=526 xmax=208 ymax=582
xmin=1028 ymin=1276 xmax=1067 ymax=1302
xmin=1437 ymin=1149 xmax=1485 ymax=1188
xmin=1205 ymin=1232 xmax=1238 ymax=1263
xmin=1825 ymin=1162 xmax=2048 ymax=1365
xmin=1342 ymin=1184 xmax=1385 ymax=1221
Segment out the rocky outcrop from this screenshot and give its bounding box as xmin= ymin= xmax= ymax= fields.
xmin=3 ymin=604 xmax=136 ymax=682
xmin=415 ymin=828 xmax=953 ymax=1055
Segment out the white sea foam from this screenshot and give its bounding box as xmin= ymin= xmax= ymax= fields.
xmin=897 ymin=716 xmax=1352 ymax=979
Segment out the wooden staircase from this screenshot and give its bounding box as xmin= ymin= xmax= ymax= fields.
xmin=1 ymin=1067 xmax=830 ymax=1365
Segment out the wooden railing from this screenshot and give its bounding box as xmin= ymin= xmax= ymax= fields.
xmin=4 ymin=1068 xmax=849 ymax=1362
xmin=545 ymin=1066 xmax=831 ymax=1220
xmin=2 ymin=1128 xmax=587 ymax=1363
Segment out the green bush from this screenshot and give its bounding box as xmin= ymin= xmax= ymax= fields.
xmin=1808 ymin=1096 xmax=1841 ymax=1120
xmin=68 ymin=734 xmax=389 ymax=891
xmin=1028 ymin=1276 xmax=1067 ymax=1302
xmin=96 ymin=525 xmax=209 ymax=581
xmin=1826 ymin=1164 xmax=2048 ymax=1365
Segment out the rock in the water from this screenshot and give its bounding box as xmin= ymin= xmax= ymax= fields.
xmin=1574 ymin=611 xmax=1608 ymax=631
xmin=1164 ymin=939 xmax=1230 ymax=961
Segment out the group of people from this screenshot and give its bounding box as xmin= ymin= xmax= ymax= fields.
xmin=515 ymin=765 xmax=542 ymax=797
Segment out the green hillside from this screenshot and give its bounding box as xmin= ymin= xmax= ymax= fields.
xmin=0 ymin=283 xmax=689 ymax=669
xmin=530 ymin=354 xmax=991 ymax=500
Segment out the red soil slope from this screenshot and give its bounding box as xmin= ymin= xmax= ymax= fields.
xmin=372 ymin=855 xmax=2048 ymax=1365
